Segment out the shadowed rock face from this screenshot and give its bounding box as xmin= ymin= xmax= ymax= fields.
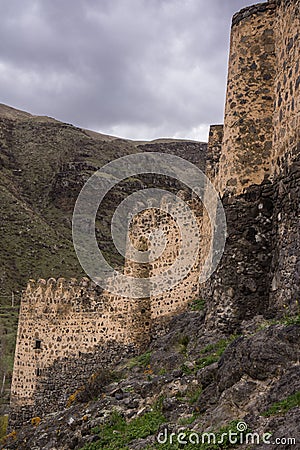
xmin=4 ymin=315 xmax=300 ymax=449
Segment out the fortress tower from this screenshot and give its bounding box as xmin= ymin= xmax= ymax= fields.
xmin=10 ymin=278 xmax=132 ymax=413
xmin=203 ymin=0 xmax=300 ymax=329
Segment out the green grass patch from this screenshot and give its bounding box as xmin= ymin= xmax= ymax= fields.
xmin=181 ymin=363 xmax=194 ymax=375
xmin=178 ymin=414 xmax=198 ymax=426
xmin=257 ymin=314 xmax=300 ymax=332
xmin=128 ymin=351 xmax=152 ymax=369
xmin=259 ymin=300 xmax=300 ymax=329
xmin=181 ymin=336 xmax=239 ymax=375
xmin=187 ymin=386 xmax=203 ymax=405
xmin=280 ymin=314 xmax=300 ymax=326
xmin=177 ymin=335 xmax=190 ymax=355
xmin=0 ymin=415 xmax=8 ymax=440
xmin=181 ymin=335 xmax=238 ymax=375
xmin=262 ymin=391 xmax=300 ymax=417
xmin=190 ymin=298 xmax=206 ymax=311
xmin=81 ymin=401 xmax=165 ymax=449
xmin=195 ymin=335 xmax=239 ymax=370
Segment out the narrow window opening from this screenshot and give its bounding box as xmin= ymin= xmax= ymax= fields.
xmin=34 ymin=339 xmax=42 ymax=349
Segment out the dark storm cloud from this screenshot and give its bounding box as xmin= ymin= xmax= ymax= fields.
xmin=0 ymin=0 xmax=255 ymax=141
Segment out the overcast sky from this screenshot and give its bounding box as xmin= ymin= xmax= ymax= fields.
xmin=0 ymin=0 xmax=258 ymax=142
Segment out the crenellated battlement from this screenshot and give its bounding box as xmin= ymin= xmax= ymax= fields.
xmin=25 ymin=277 xmax=97 ymax=292
xmin=23 ymin=277 xmax=103 ymax=303
xmin=20 ymin=277 xmax=111 ymax=318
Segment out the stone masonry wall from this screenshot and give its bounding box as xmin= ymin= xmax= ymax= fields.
xmin=10 ymin=340 xmax=136 ymax=427
xmin=124 ymin=193 xmax=203 ymax=335
xmin=269 ymin=149 xmax=300 ymax=315
xmin=199 ymin=125 xmax=224 ymax=285
xmin=10 ymin=278 xmax=132 ymax=409
xmin=202 ymin=0 xmax=299 ymax=330
xmin=203 ymin=182 xmax=275 ymax=331
xmin=149 ymin=195 xmax=203 ymax=325
xmin=268 ymin=0 xmax=300 ymax=314
xmin=271 ymin=0 xmax=300 ymax=175
xmin=206 ymin=125 xmax=223 ymax=183
xmin=217 ymin=1 xmax=276 ymax=195
xmin=202 ymin=122 xmax=275 ymax=331
xmin=124 ymin=210 xmax=152 ymax=348
xmin=11 ymin=190 xmax=204 ymax=422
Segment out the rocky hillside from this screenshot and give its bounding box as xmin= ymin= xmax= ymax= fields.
xmin=0 ymin=103 xmax=207 ymax=411
xmin=2 ymin=303 xmax=300 ymax=449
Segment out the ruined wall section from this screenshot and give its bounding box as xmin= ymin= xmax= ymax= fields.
xmin=124 ymin=195 xmax=204 ymax=334
xmin=149 ymin=194 xmax=203 ymax=328
xmin=199 ymin=125 xmax=224 ymax=283
xmin=203 ymin=181 xmax=275 ymax=331
xmin=199 ymin=124 xmax=275 ymax=332
xmin=270 ymin=152 xmax=300 ymax=315
xmin=11 ymin=189 xmax=206 ymax=419
xmin=217 ymin=1 xmax=276 ymax=195
xmin=10 ymin=341 xmax=136 ymax=427
xmin=10 ymin=278 xmax=131 ymax=408
xmin=206 ymin=125 xmax=223 ymax=183
xmin=124 ymin=210 xmax=152 ymax=348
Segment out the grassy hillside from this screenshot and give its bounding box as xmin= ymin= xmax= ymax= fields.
xmin=0 ymin=104 xmax=141 ymax=299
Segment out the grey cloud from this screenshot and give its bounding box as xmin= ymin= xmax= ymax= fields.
xmin=0 ymin=0 xmax=256 ymax=141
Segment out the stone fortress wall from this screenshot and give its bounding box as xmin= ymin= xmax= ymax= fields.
xmin=10 ymin=278 xmax=132 ymax=409
xmin=216 ymin=0 xmax=276 ymax=195
xmin=147 ymin=195 xmax=203 ymax=324
xmin=203 ymin=0 xmax=300 ymax=329
xmin=217 ymin=0 xmax=299 ymax=195
xmin=268 ymin=0 xmax=300 ymax=313
xmin=271 ymin=0 xmax=300 ymax=176
xmin=10 ymin=0 xmax=299 ymax=424
xmin=11 ymin=192 xmax=205 ymax=418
